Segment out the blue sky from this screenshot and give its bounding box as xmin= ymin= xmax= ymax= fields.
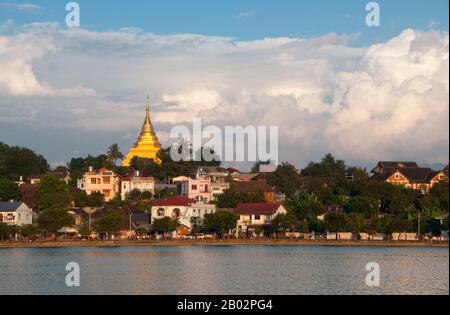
xmin=1 ymin=0 xmax=448 ymax=44
xmin=0 ymin=1 xmax=449 ymax=168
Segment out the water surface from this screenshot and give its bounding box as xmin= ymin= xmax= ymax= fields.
xmin=0 ymin=246 xmax=448 ymax=295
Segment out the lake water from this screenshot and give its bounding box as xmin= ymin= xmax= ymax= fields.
xmin=0 ymin=246 xmax=448 ymax=295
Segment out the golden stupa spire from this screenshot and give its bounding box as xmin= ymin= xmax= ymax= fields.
xmin=122 ymin=96 xmax=162 ymax=166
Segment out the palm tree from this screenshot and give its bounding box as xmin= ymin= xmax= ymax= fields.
xmin=107 ymin=144 xmax=124 ymax=165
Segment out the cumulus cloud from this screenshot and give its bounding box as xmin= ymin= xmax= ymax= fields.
xmin=0 ymin=23 xmax=448 ymax=168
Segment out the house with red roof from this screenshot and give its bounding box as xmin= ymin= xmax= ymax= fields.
xmin=234 ymin=203 xmax=287 ymax=237
xmin=149 ymin=196 xmax=216 ymax=233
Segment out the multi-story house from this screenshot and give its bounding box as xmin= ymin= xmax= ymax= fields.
xmin=234 ymin=203 xmax=287 ymax=237
xmin=371 ymin=161 xmax=448 ymax=193
xmin=180 ymin=177 xmax=212 ymax=203
xmin=0 ymin=201 xmax=34 ymax=226
xmin=120 ymin=171 xmax=155 ymax=200
xmin=180 ymin=167 xmax=232 ymax=202
xmin=77 ymin=167 xmax=120 ymax=201
xmin=149 ymin=196 xmax=216 ymax=231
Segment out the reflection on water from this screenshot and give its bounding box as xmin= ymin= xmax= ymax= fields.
xmin=0 ymin=246 xmax=448 ymax=295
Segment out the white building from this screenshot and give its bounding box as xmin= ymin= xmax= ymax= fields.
xmin=0 ymin=201 xmax=34 ymax=226
xmin=234 ymin=203 xmax=287 ymax=237
xmin=149 ymin=196 xmax=216 ymax=230
xmin=120 ymin=171 xmax=156 ymax=200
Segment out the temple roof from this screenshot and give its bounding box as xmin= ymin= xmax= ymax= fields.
xmin=122 ymin=97 xmax=162 ymax=166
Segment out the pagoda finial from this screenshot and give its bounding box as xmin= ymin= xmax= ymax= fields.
xmin=146 ymin=95 xmax=150 ymax=112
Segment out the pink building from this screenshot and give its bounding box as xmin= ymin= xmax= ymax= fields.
xmin=180 ymin=178 xmax=211 ymax=203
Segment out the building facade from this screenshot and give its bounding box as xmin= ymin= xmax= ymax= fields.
xmin=0 ymin=202 xmax=34 ymax=226
xmin=150 ymin=196 xmax=216 ymax=230
xmin=120 ymin=171 xmax=155 ymax=200
xmin=371 ymin=161 xmax=449 ymax=193
xmin=77 ymin=168 xmax=120 ymax=201
xmin=180 ymin=177 xmax=212 ymax=203
xmin=234 ymin=203 xmax=287 ymax=237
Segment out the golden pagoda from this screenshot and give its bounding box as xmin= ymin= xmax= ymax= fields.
xmin=122 ymin=96 xmax=162 ymax=166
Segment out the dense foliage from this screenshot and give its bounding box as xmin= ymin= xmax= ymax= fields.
xmin=0 ymin=178 xmax=22 ymax=201
xmin=0 ymin=142 xmax=48 ymax=179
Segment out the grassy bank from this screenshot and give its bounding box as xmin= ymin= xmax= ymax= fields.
xmin=0 ymin=239 xmax=448 ymax=249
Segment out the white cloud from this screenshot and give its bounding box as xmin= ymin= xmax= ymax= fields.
xmin=0 ymin=23 xmax=448 ymax=167
xmin=0 ymin=2 xmax=40 ymax=11
xmin=236 ymin=11 xmax=255 ymax=19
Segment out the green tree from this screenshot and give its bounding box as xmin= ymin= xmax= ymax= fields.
xmin=78 ymin=225 xmax=91 ymax=238
xmin=203 ymin=211 xmax=239 ymax=238
xmin=266 ymin=163 xmax=302 ymax=196
xmin=0 ymin=223 xmax=16 ymax=240
xmin=428 ymin=183 xmax=449 ymax=213
xmin=215 ymin=188 xmax=265 ymax=209
xmin=301 ymin=218 xmax=310 ymax=233
xmin=0 ymin=179 xmax=22 ymax=201
xmin=152 ymin=217 xmax=180 ymax=234
xmin=135 ymin=227 xmax=148 ymax=236
xmin=271 ymin=213 xmax=298 ymax=235
xmin=347 ymin=196 xmax=379 ymax=218
xmin=127 ymin=189 xmax=142 ymax=201
xmin=19 ymin=224 xmax=40 ymax=238
xmin=324 ymin=212 xmax=348 ymax=232
xmin=37 ymin=207 xmax=73 ymax=234
xmin=87 ymin=192 xmax=105 ymax=207
xmin=0 ymin=143 xmax=48 ymax=179
xmin=285 ymin=189 xmax=324 ymax=220
xmin=35 ymin=175 xmax=71 ymax=212
xmin=301 ymin=153 xmax=347 ymax=179
xmin=141 ymin=191 xmax=153 ymax=200
xmin=346 ymin=212 xmax=365 ymax=233
xmin=426 ymin=218 xmax=442 ymax=237
xmin=95 ymin=210 xmax=123 ymax=237
xmin=106 ymin=144 xmax=124 ymax=165
xmin=73 ymin=190 xmax=89 ymax=207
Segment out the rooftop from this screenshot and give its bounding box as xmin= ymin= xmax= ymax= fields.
xmin=235 ymin=203 xmax=283 ymax=215
xmin=0 ymin=201 xmax=24 ymax=212
xmin=149 ymin=196 xmax=195 ymax=207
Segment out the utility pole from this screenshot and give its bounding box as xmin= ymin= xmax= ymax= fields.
xmin=129 ymin=213 xmax=132 ymax=239
xmin=418 ymin=211 xmax=421 ymax=240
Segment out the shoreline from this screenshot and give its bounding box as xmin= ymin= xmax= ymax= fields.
xmin=0 ymin=239 xmax=448 ymax=249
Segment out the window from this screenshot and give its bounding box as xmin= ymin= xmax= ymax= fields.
xmin=103 ymin=177 xmax=111 ymax=184
xmin=90 ymin=178 xmax=97 ymax=184
xmin=172 ymin=208 xmax=180 ymax=218
xmin=157 ymin=208 xmax=165 ymax=216
xmin=192 ymin=185 xmax=197 ymax=190
xmin=254 ymin=214 xmax=261 ymax=220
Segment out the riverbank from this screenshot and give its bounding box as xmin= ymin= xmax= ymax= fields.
xmin=0 ymin=239 xmax=448 ymax=249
